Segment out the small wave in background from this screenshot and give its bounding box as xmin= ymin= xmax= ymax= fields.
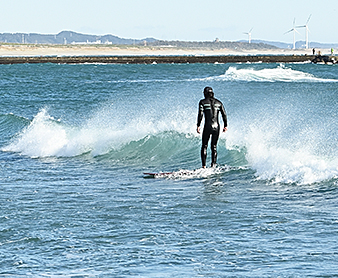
xmin=201 ymin=64 xmax=338 ymax=83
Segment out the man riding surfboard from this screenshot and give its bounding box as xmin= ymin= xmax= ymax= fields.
xmin=197 ymin=87 xmax=227 ymax=168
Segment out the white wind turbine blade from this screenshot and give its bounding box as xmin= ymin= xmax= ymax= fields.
xmin=305 ymin=14 xmax=311 ymax=48
xmin=243 ymin=28 xmax=253 ymax=43
xmin=285 ymin=18 xmax=296 ymax=34
xmin=296 ymin=14 xmax=311 ymax=48
xmin=296 ymin=14 xmax=311 ymax=28
xmin=306 ymin=14 xmax=312 ymax=25
xmin=243 ymin=28 xmax=253 ymax=35
xmin=284 ymin=28 xmax=294 ymax=35
xmin=284 ymin=18 xmax=300 ymax=49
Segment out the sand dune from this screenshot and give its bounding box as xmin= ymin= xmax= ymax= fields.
xmin=0 ymin=44 xmax=324 ymax=57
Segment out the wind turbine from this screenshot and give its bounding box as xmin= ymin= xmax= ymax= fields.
xmin=243 ymin=28 xmax=253 ymax=43
xmin=296 ymin=14 xmax=311 ymax=49
xmin=284 ymin=18 xmax=300 ymax=49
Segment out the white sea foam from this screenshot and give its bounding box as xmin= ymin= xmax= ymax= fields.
xmin=2 ymin=109 xmax=70 ymax=157
xmin=202 ymin=64 xmax=338 ymax=83
xmin=2 ymin=106 xmax=197 ymax=158
xmin=226 ymin=117 xmax=338 ymax=185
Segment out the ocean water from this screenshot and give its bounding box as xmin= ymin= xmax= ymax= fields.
xmin=1 ymin=61 xmax=338 ymax=277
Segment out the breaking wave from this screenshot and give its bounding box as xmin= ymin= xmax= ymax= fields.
xmin=201 ymin=64 xmax=338 ymax=82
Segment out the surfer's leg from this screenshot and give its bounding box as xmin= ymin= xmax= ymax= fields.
xmin=211 ymin=128 xmax=220 ymax=167
xmin=201 ymin=128 xmax=211 ymax=168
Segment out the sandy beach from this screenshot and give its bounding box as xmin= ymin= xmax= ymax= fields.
xmin=0 ymin=43 xmax=324 ymax=57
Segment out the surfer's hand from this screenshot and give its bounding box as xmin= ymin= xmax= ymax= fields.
xmin=197 ymin=126 xmax=201 ymax=134
xmin=223 ymin=127 xmax=228 ymax=132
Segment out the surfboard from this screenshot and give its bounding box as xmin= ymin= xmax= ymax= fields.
xmin=143 ymin=172 xmax=173 ymax=178
xmin=143 ymin=169 xmax=199 ymax=178
xmin=143 ymin=165 xmax=241 ymax=179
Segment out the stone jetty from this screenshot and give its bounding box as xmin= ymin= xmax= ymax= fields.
xmin=0 ymin=55 xmax=337 ymax=64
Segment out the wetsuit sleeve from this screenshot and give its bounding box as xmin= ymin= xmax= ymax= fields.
xmin=197 ymin=100 xmax=204 ymax=127
xmin=220 ymin=102 xmax=227 ymax=128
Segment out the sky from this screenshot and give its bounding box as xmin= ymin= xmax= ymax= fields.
xmin=1 ymin=0 xmax=337 ymax=43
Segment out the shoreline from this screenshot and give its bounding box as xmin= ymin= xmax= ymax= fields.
xmin=0 ymin=43 xmax=327 ymax=56
xmin=0 ymin=44 xmax=335 ymax=64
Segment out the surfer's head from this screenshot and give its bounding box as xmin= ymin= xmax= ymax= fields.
xmin=203 ymin=87 xmax=214 ymax=98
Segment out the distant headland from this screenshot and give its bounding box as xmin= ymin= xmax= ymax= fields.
xmin=0 ymin=31 xmax=337 ymax=64
xmin=1 ymin=30 xmax=338 ymax=50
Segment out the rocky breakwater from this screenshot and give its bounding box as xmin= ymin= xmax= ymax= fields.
xmin=312 ymin=55 xmax=338 ymax=64
xmin=0 ymin=54 xmax=325 ymax=64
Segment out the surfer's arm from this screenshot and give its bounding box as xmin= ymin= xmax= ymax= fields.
xmin=197 ymin=101 xmax=204 ymax=133
xmin=220 ymin=102 xmax=227 ymax=131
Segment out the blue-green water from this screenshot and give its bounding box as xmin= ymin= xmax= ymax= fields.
xmin=1 ymin=62 xmax=338 ymax=277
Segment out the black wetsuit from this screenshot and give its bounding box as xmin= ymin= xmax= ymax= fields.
xmin=197 ymin=97 xmax=227 ymax=167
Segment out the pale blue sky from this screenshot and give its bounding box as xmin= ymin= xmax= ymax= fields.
xmin=1 ymin=0 xmax=337 ymax=43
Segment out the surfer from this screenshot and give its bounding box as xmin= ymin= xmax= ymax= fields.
xmin=197 ymin=87 xmax=227 ymax=168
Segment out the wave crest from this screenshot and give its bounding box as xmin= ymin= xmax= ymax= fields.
xmin=226 ymin=120 xmax=338 ymax=185
xmin=203 ymin=64 xmax=338 ymax=83
xmin=1 ymin=108 xmax=200 ymax=160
